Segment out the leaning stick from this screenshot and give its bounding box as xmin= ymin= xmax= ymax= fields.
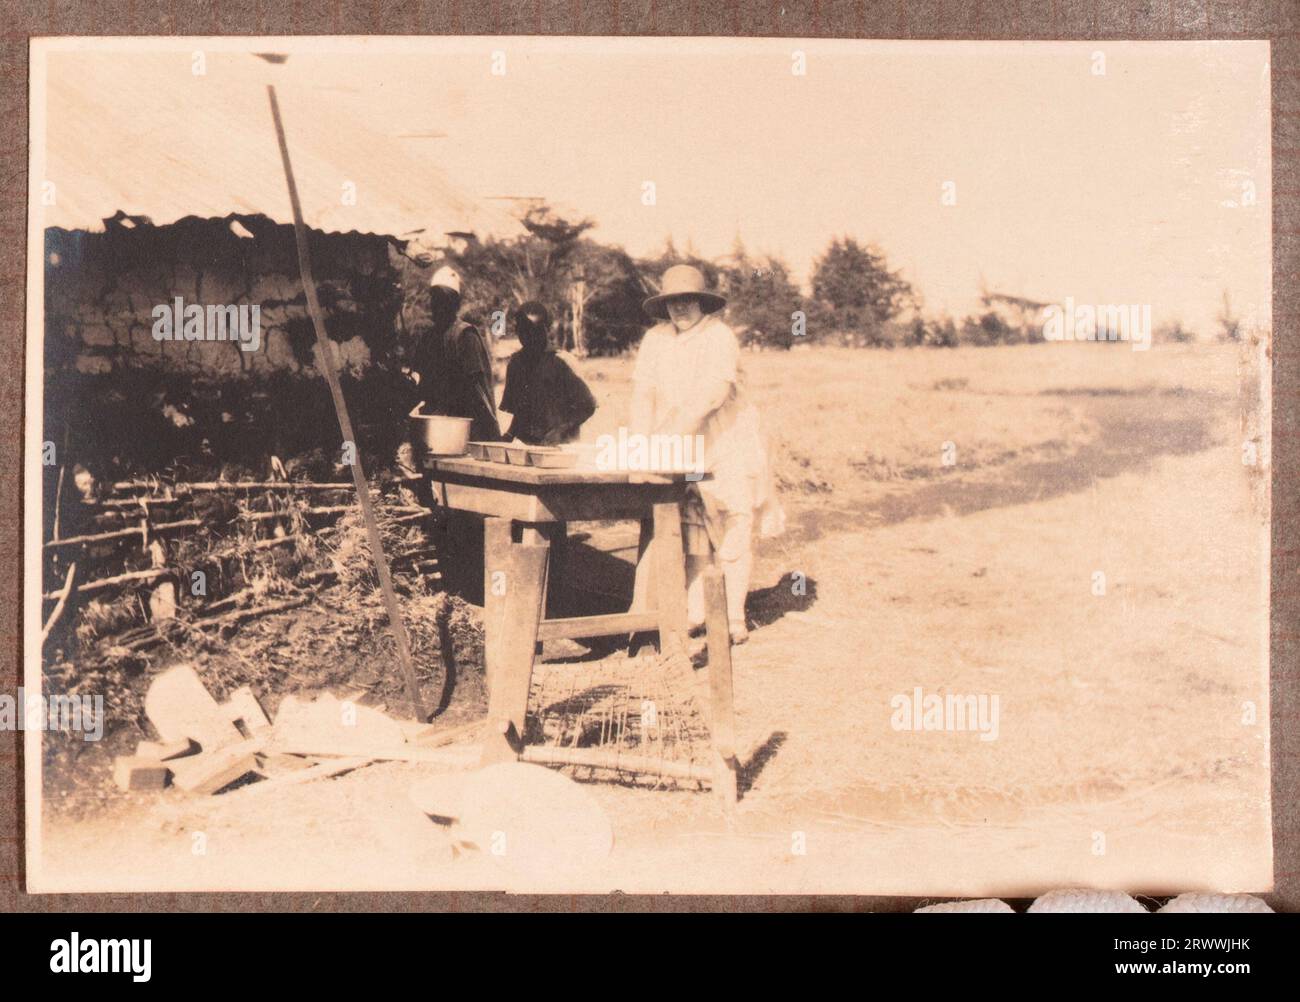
xmin=41 ymin=562 xmax=77 ymax=644
xmin=268 ymin=85 xmax=424 ymax=720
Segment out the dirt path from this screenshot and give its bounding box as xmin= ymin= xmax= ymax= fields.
xmin=33 ymin=371 xmax=1271 ymax=896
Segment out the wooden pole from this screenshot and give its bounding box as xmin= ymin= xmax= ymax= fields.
xmin=267 ymin=85 xmax=425 ymax=720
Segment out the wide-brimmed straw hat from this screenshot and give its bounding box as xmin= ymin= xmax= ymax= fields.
xmin=642 ymin=265 xmax=727 ymax=320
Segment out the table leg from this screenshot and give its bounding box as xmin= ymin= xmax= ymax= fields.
xmin=482 ymin=517 xmax=512 ymax=699
xmin=703 ymin=567 xmax=738 ymax=808
xmin=521 ymin=523 xmax=562 ymax=618
xmin=488 ymin=544 xmax=549 ymax=756
xmin=652 ymin=501 xmax=689 ymax=656
xmin=631 ymin=516 xmax=655 ymax=614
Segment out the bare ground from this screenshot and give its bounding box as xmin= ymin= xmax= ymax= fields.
xmin=31 ymin=343 xmax=1272 ymax=896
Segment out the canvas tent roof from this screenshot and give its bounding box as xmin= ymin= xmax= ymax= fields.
xmin=42 ymin=51 xmax=521 ymax=243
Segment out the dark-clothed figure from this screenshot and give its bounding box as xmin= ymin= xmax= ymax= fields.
xmin=406 ymin=265 xmax=500 ymax=605
xmin=500 ymin=301 xmax=597 ymax=445
xmin=411 ymin=266 xmax=502 ymax=443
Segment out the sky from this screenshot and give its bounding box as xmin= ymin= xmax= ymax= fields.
xmin=36 ymin=37 xmax=1272 ymax=334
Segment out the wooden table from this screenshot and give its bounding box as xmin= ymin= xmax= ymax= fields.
xmin=424 ymin=456 xmax=699 ymax=738
xmin=424 ymin=455 xmax=739 ymax=803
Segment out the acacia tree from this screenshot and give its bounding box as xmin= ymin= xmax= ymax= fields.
xmin=810 ymin=237 xmax=916 ymax=345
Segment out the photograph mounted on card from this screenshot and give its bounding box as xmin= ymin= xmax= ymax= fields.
xmin=22 ymin=36 xmax=1272 ymax=896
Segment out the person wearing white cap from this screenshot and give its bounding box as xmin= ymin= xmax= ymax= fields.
xmin=409 ymin=265 xmax=501 ymax=443
xmin=404 ymin=264 xmax=503 ymax=604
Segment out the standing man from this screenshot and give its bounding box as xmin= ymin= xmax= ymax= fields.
xmin=405 ymin=265 xmax=501 ymax=604
xmin=411 ymin=265 xmax=502 ymax=442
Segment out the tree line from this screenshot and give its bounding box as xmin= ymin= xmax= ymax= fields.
xmin=403 ymin=204 xmax=1234 ymax=354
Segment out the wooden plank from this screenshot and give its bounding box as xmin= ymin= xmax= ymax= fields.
xmin=703 ymin=568 xmax=739 ymax=809
xmin=433 ymin=475 xmax=686 ymax=523
xmin=144 ymin=665 xmax=244 ymax=752
xmin=427 ymin=456 xmax=694 ymax=487
xmin=436 ymin=480 xmax=541 ymax=521
xmin=265 ymin=743 xmax=481 ymax=767
xmin=112 ymin=756 xmax=170 ymax=792
xmin=225 ymin=757 xmax=371 ymax=799
xmin=533 ymin=484 xmax=682 ymax=522
xmin=170 ymin=738 xmax=265 ymax=794
xmin=223 ymin=686 xmax=271 ymax=735
xmin=536 ymin=610 xmax=659 ymax=642
xmin=135 ymin=738 xmax=196 ymax=762
xmin=652 ymin=501 xmax=689 ymax=656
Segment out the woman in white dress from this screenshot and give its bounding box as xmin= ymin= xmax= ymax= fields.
xmin=631 ymin=264 xmax=784 ymax=644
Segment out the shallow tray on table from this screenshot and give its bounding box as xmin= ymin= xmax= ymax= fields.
xmin=526 ymin=447 xmax=578 ymax=469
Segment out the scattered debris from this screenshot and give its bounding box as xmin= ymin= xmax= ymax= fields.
xmin=116 ymin=663 xmax=486 ymax=799
xmin=169 ymin=739 xmax=265 ymax=794
xmin=144 ymin=665 xmax=242 ymax=751
xmin=270 ymin=692 xmax=407 ymax=757
xmin=112 ymin=756 xmax=169 ymax=792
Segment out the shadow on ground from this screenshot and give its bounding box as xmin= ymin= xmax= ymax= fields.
xmin=784 ymin=389 xmax=1219 ymax=543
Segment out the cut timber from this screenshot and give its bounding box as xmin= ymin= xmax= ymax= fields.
xmin=272 ymin=693 xmax=407 ymax=754
xmin=144 ymin=665 xmax=243 ymax=752
xmin=170 ymin=738 xmax=265 ymax=794
xmin=223 ymin=685 xmax=271 ymax=735
xmin=397 ymin=717 xmax=486 ymax=748
xmin=228 ymin=756 xmax=371 ymax=800
xmin=135 ymin=739 xmax=196 ymax=762
xmin=112 ymin=756 xmax=170 ymax=792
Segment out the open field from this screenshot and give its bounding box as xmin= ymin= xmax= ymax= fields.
xmin=35 ymin=341 xmax=1272 ymax=896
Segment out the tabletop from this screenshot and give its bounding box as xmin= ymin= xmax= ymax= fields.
xmin=424 ymin=455 xmax=704 ymax=488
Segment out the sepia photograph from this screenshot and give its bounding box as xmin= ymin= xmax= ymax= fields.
xmin=21 ymin=34 xmax=1272 ymax=898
